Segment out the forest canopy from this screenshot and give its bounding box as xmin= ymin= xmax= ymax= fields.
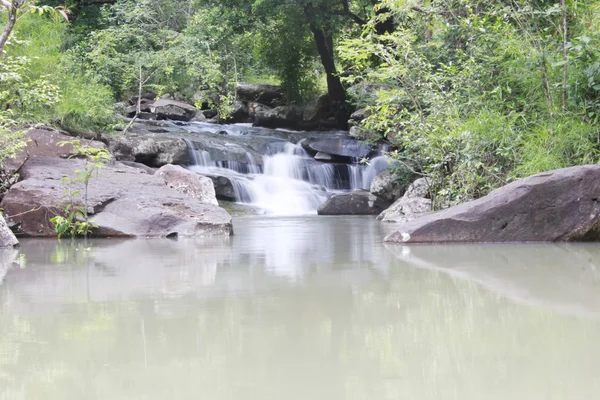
xmin=2 ymin=0 xmax=600 ymax=206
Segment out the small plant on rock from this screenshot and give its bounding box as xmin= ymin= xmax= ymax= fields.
xmin=50 ymin=140 xmax=111 ymax=239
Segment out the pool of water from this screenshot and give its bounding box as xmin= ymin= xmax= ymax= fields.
xmin=1 ymin=216 xmax=600 ymax=399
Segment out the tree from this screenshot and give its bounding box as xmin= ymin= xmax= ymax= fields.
xmin=0 ymin=1 xmax=69 ymax=56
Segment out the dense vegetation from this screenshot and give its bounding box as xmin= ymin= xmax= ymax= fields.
xmin=2 ymin=0 xmax=600 ymax=207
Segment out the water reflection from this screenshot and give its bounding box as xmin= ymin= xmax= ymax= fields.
xmin=1 ymin=217 xmax=600 ymax=400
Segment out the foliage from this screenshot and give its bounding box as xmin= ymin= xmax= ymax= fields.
xmin=50 ymin=140 xmax=111 ymax=239
xmin=340 ymin=0 xmax=600 ymax=207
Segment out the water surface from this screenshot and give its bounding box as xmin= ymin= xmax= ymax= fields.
xmin=1 ymin=216 xmax=600 ymax=399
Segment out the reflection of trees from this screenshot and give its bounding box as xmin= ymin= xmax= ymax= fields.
xmin=2 ymin=254 xmax=600 ymax=399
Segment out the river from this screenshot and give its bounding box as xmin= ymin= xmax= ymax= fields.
xmin=1 ymin=216 xmax=600 ymax=399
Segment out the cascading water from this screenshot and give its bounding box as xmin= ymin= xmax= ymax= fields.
xmin=180 ymin=124 xmax=390 ymax=215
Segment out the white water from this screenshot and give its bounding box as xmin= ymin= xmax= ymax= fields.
xmin=186 ymin=138 xmax=390 ymax=215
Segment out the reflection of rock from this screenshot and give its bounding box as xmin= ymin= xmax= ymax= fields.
xmin=2 ymin=238 xmax=233 ymax=303
xmin=385 ymin=243 xmax=600 ymax=317
xmin=386 ymin=166 xmax=600 ymax=243
xmin=0 ymin=248 xmax=19 ymax=284
xmin=0 ymin=215 xmax=18 ymax=248
xmin=1 ymin=157 xmax=233 ymax=238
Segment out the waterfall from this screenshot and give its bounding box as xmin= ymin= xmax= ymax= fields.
xmin=183 ymin=135 xmax=390 ymax=215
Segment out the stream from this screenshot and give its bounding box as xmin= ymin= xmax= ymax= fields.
xmin=129 ymin=121 xmax=391 ymax=214
xmin=2 ymin=216 xmax=600 ymax=399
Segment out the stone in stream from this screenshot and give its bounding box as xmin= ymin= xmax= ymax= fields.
xmin=318 ymin=191 xmax=391 ymax=216
xmin=305 ymin=138 xmax=374 ymax=159
xmin=150 ymin=99 xmax=197 ymax=121
xmin=157 ymin=164 xmax=219 ymax=206
xmin=0 ymin=157 xmax=232 ymax=238
xmin=385 ymin=165 xmax=600 ymax=244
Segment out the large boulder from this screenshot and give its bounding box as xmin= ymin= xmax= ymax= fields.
xmin=0 ymin=157 xmax=233 ymax=238
xmin=385 ymin=165 xmax=600 ymax=244
xmin=236 ymin=83 xmax=283 ymax=106
xmin=0 ymin=215 xmax=18 ymax=248
xmin=157 ymin=165 xmax=218 ymax=206
xmin=318 ymin=191 xmax=390 ymax=216
xmin=150 ymin=99 xmax=197 ymax=121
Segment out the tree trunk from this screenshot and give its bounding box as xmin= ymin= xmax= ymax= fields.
xmin=0 ymin=2 xmax=18 ymax=57
xmin=310 ymin=24 xmax=349 ymax=129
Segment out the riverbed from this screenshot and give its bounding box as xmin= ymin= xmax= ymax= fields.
xmin=1 ymin=216 xmax=600 ymax=399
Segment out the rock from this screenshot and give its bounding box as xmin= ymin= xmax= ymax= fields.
xmin=377 ymin=178 xmax=432 ymax=223
xmin=204 ymin=175 xmax=236 ymax=201
xmin=0 ymin=215 xmax=18 ymax=248
xmin=350 ymin=108 xmax=369 ymax=122
xmin=154 ymin=139 xmax=190 ymax=166
xmin=4 ymin=128 xmax=107 ymax=174
xmin=126 ymin=101 xmax=153 ymax=117
xmin=306 ymin=138 xmax=374 ymax=159
xmin=119 ymin=161 xmax=156 ymax=175
xmin=385 ymin=165 xmax=600 ymax=244
xmin=0 ymin=157 xmax=232 ymax=238
xmin=370 ymin=170 xmax=410 ymax=203
xmin=253 ymin=106 xmax=302 ymax=129
xmin=121 ymin=136 xmax=190 ymax=167
xmin=318 ymin=191 xmax=391 ymax=216
xmin=157 ymin=165 xmax=218 ymax=206
xmin=203 ymin=109 xmax=218 ymax=119
xmin=150 ymin=99 xmax=197 ymax=121
xmin=226 ymin=101 xmax=250 ymax=123
xmin=236 ymin=83 xmax=283 ymax=106
xmin=314 ymin=152 xmax=333 ymax=162
xmin=405 ymin=177 xmax=430 ymax=198
xmin=102 ymin=134 xmax=135 ymax=162
xmin=349 ymin=126 xmax=362 ymax=139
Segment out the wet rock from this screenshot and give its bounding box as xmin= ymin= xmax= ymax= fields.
xmin=314 ymin=152 xmax=333 ymax=162
xmin=377 ymin=178 xmax=432 ymax=223
xmin=0 ymin=215 xmax=18 ymax=248
xmin=385 ymin=165 xmax=600 ymax=243
xmin=225 ymin=101 xmax=251 ymax=123
xmin=370 ymin=170 xmax=411 ymax=203
xmin=119 ymin=136 xmax=189 ymax=167
xmin=318 ymin=191 xmax=391 ymax=216
xmin=103 ymin=134 xmax=135 ymax=162
xmin=151 ymin=99 xmax=197 ymax=121
xmin=306 ymin=138 xmax=374 ymax=159
xmin=202 ymin=174 xmax=236 ymax=201
xmin=157 ymin=165 xmax=218 ymax=206
xmin=0 ymin=157 xmax=232 ymax=238
xmin=236 ymin=83 xmax=283 ymax=106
